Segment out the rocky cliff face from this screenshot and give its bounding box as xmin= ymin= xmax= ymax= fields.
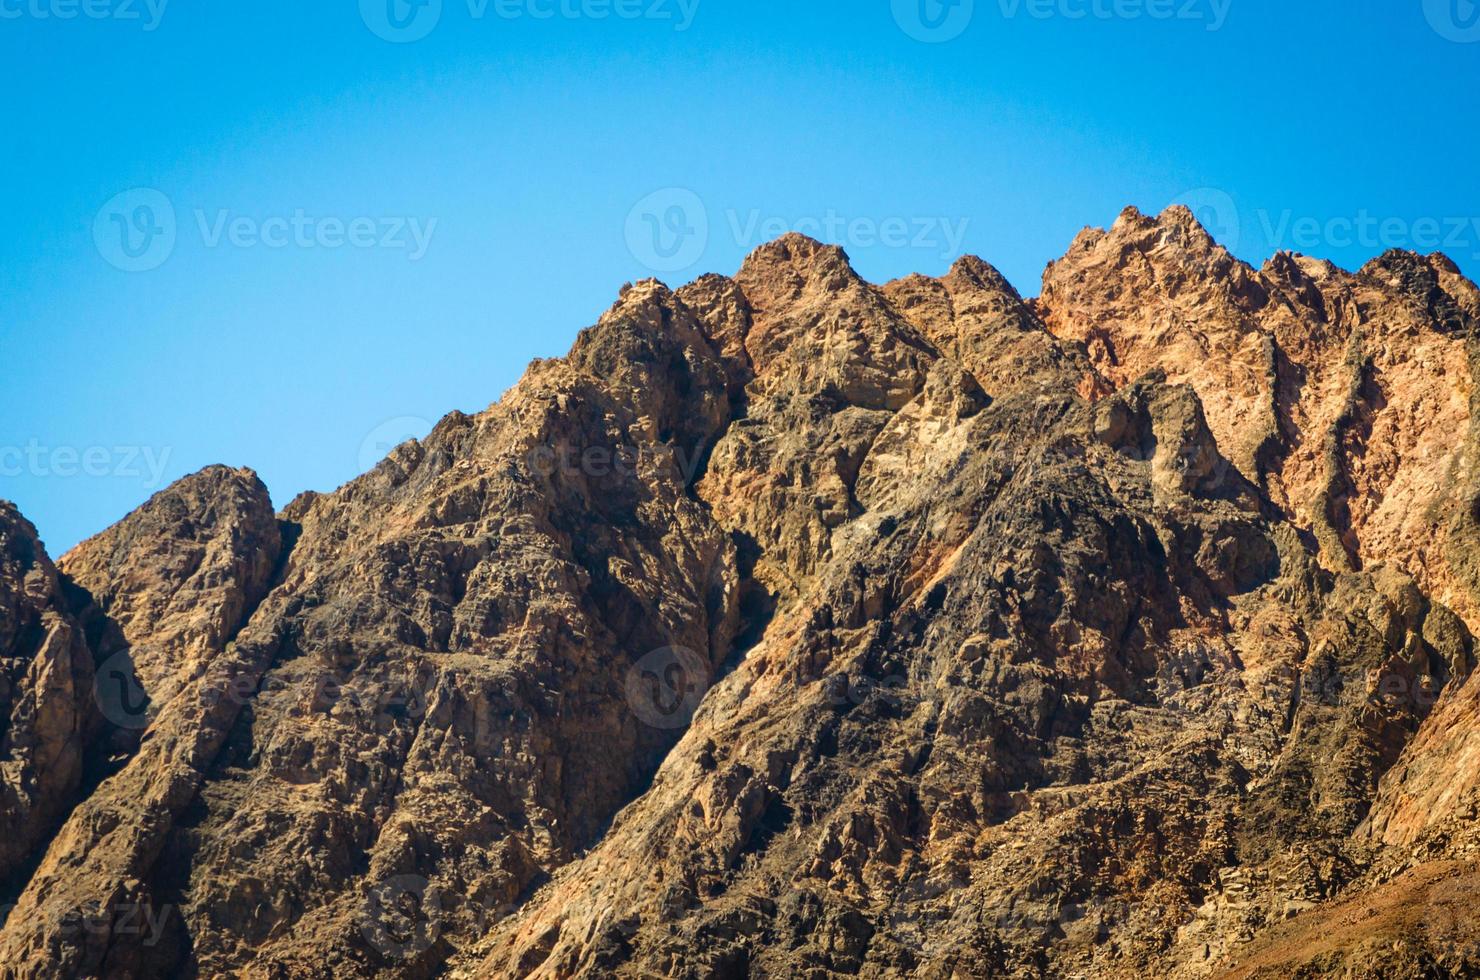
xmin=3 ymin=208 xmax=1479 ymax=979
xmin=0 ymin=505 xmax=94 ymax=888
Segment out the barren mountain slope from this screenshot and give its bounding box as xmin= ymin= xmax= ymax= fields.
xmin=2 ymin=210 xmax=1478 ymax=979
xmin=0 ymin=467 xmax=282 ymax=977
xmin=0 ymin=504 xmax=94 ymax=887
xmin=1040 ymin=207 xmax=1480 ymax=627
xmin=469 ymin=218 xmax=1480 ymax=978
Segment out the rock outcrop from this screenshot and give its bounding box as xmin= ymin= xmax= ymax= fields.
xmin=3 ymin=211 xmax=1480 ymax=978
xmin=465 ymin=220 xmax=1480 ymax=979
xmin=0 ymin=467 xmax=281 ymax=978
xmin=1040 ymin=207 xmax=1480 ymax=629
xmin=0 ymin=505 xmax=94 ymax=888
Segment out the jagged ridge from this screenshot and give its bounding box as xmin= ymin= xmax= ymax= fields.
xmin=0 ymin=209 xmax=1477 ymax=979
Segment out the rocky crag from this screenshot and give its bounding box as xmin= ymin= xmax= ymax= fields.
xmin=2 ymin=207 xmax=1479 ymax=978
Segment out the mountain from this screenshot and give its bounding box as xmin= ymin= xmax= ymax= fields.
xmin=2 ymin=207 xmax=1479 ymax=978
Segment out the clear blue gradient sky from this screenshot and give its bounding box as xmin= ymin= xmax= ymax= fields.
xmin=2 ymin=0 xmax=1477 ymax=554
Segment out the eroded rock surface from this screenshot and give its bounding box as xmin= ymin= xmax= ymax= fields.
xmin=1041 ymin=207 xmax=1480 ymax=629
xmin=3 ymin=213 xmax=1480 ymax=979
xmin=0 ymin=505 xmax=94 ymax=888
xmin=466 ymin=221 xmax=1480 ymax=979
xmin=0 ymin=467 xmax=281 ymax=978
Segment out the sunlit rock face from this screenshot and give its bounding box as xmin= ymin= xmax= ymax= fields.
xmin=4 ymin=212 xmax=1480 ymax=979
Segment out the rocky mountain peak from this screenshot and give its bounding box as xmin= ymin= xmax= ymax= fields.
xmin=735 ymin=231 xmax=857 ymax=286
xmin=0 ymin=504 xmax=94 ymax=885
xmin=943 ymin=251 xmax=1020 ymax=296
xmin=3 ymin=216 xmax=1480 ymax=978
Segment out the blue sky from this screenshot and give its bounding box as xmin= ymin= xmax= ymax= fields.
xmin=2 ymin=0 xmax=1477 ymax=555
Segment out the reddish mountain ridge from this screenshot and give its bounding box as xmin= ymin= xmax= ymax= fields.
xmin=1 ymin=207 xmax=1478 ymax=978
